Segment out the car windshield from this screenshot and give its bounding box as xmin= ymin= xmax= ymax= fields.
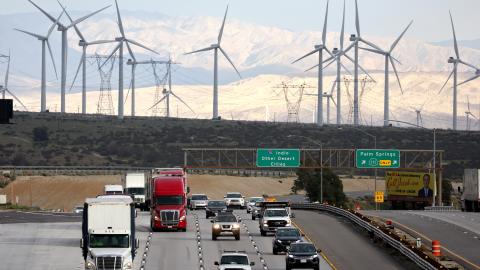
xmin=290 ymin=244 xmax=316 ymax=253
xmin=155 ymin=196 xmax=183 ymax=205
xmin=249 ymin=197 xmax=263 ymax=202
xmin=277 ymin=229 xmax=300 ymax=237
xmin=226 ymin=193 xmax=242 ymax=198
xmin=216 ymin=215 xmax=237 ymax=222
xmin=220 ymin=255 xmax=249 ymax=265
xmin=192 ymin=195 xmax=208 ymax=200
xmin=264 ymin=209 xmax=288 ymax=217
xmin=89 ymin=234 xmax=129 ymax=248
xmin=126 ymin=188 xmax=145 ymax=195
xmin=208 ymin=201 xmax=226 ymax=207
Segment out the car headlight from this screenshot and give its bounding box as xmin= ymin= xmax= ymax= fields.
xmin=276 ymin=239 xmax=282 ymax=243
xmin=213 ymin=224 xmax=220 ymax=229
xmin=311 ymin=254 xmax=318 ymax=259
xmin=124 ymin=261 xmax=133 ymax=269
xmin=180 ymin=215 xmax=186 ymax=221
xmin=86 ymin=260 xmax=95 ymax=269
xmin=232 ymin=223 xmax=240 ymax=229
xmin=287 ymin=254 xmax=294 ymax=258
xmin=154 ymin=215 xmax=160 ymax=221
xmin=263 ymin=221 xmax=268 ymax=225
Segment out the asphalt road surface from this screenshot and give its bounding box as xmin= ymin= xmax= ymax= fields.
xmin=363 ymin=210 xmax=480 ymax=270
xmin=293 ymin=210 xmax=420 ymax=270
xmin=0 ymin=210 xmax=81 ymax=224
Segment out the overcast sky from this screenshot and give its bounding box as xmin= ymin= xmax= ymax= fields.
xmin=2 ymin=0 xmax=479 ymax=42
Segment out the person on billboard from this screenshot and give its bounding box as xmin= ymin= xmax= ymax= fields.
xmin=418 ymin=174 xmax=433 ymax=197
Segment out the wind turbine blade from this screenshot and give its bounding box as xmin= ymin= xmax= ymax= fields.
xmin=219 ymin=47 xmax=242 ymax=78
xmin=67 ymin=5 xmax=111 ymax=29
xmin=63 ymin=8 xmax=85 ymax=41
xmin=342 ymin=42 xmax=355 ymax=54
xmin=359 ymin=38 xmax=383 ymax=52
xmin=5 ymin=89 xmax=28 ymax=111
xmin=359 ymin=46 xmax=384 ymax=55
xmin=125 ymin=41 xmax=136 ymax=62
xmin=148 ymin=95 xmax=168 ymax=110
xmin=330 ymin=96 xmax=337 ymax=107
xmin=69 ymin=52 xmax=84 ymax=92
xmin=322 ymin=0 xmax=329 ymax=45
xmin=218 ymin=5 xmax=229 ymax=44
xmin=115 ymin=0 xmax=125 ymax=37
xmin=340 ymin=0 xmax=345 ymax=50
xmin=324 ymin=58 xmax=335 ymax=70
xmin=467 ymin=96 xmax=471 ymax=111
xmin=390 ymin=55 xmax=403 ymax=94
xmin=322 ymin=55 xmax=335 ymax=65
xmin=458 ymin=74 xmax=480 ymax=87
xmin=46 ymin=40 xmax=58 ymax=79
xmin=330 ymin=80 xmax=337 ymax=95
xmin=390 ymin=20 xmax=413 ymax=53
xmin=438 ymin=68 xmax=455 ymax=94
xmin=100 ymin=42 xmax=121 ymax=69
xmin=184 ymin=46 xmax=214 ymax=55
xmin=355 ymin=0 xmax=360 ymax=36
xmin=304 ymin=64 xmax=319 ymax=73
xmin=390 ymin=55 xmax=402 ymax=65
xmin=14 ymin=28 xmax=44 ymax=40
xmin=5 ymin=53 xmax=10 ymax=89
xmin=343 ymin=53 xmax=375 ymax=82
xmin=171 ymin=92 xmax=195 ymax=114
xmin=449 ymin=11 xmax=459 ymax=59
xmin=28 ymin=0 xmax=60 ymax=25
xmin=458 ymin=60 xmax=479 ymax=71
xmin=88 ymin=40 xmax=118 ymax=45
xmin=340 ymin=61 xmax=352 ymax=75
xmin=126 ymin=39 xmax=159 ymax=55
xmin=292 ymin=49 xmax=318 ymax=64
xmin=48 ymin=10 xmax=64 ymax=38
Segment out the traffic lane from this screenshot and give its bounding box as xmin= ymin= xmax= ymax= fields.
xmin=143 ymin=213 xmax=199 ymax=269
xmin=0 ymin=222 xmax=84 ymax=269
xmin=237 ymin=210 xmax=333 ymax=270
xmin=0 ymin=210 xmax=81 ymax=224
xmin=197 ymin=210 xmax=269 ymax=270
xmin=406 ymin=211 xmax=480 ymax=235
xmin=364 ymin=210 xmax=480 ymax=269
xmin=294 ymin=210 xmax=413 ymax=270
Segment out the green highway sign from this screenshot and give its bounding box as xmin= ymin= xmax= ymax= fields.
xmin=256 ymin=149 xmax=300 ymax=168
xmin=356 ymin=149 xmax=400 ymax=169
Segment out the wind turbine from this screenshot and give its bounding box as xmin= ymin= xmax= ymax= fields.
xmin=14 ymin=11 xmax=63 ymax=112
xmin=359 ymin=21 xmax=413 ymax=127
xmin=292 ymin=0 xmax=332 ymax=126
xmin=64 ymin=10 xmax=116 ymax=115
xmin=0 ymin=53 xmax=28 ymax=111
xmin=103 ymin=0 xmax=159 ymax=119
xmin=28 ymin=0 xmax=110 ymax=114
xmin=438 ymin=11 xmax=479 ymax=130
xmin=410 ymin=102 xmax=426 ymax=127
xmin=184 ymin=5 xmax=242 ymax=119
xmin=465 ymin=97 xmax=477 ymax=131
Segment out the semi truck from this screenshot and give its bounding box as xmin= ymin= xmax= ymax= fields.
xmin=122 ymin=172 xmax=147 ymax=210
xmin=104 ymin=184 xmax=124 ymax=195
xmin=149 ymin=175 xmax=187 ymax=231
xmin=460 ymin=169 xmax=480 ymax=212
xmin=81 ymin=196 xmax=138 ymax=270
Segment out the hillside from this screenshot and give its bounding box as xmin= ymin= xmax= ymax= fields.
xmin=1 ymin=112 xmax=480 ymax=179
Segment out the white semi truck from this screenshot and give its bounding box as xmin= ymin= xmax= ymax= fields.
xmin=460 ymin=169 xmax=480 ymax=212
xmin=81 ymin=196 xmax=138 ymax=270
xmin=122 ymin=172 xmax=147 ymax=210
xmin=104 ymin=185 xmax=124 ymax=195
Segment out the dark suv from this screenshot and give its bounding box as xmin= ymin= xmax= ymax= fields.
xmin=206 ymin=200 xmax=228 ymax=218
xmin=285 ymin=242 xmax=320 ymax=270
xmin=272 ymin=227 xmax=302 ymax=254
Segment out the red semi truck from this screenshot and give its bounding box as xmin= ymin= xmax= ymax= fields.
xmin=149 ymin=168 xmax=188 ymax=231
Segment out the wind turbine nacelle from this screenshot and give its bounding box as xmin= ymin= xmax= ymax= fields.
xmin=79 ymin=40 xmax=87 ymax=46
xmin=349 ymin=34 xmax=356 ymax=41
xmin=115 ymin=37 xmax=124 ymax=42
xmin=126 ymin=59 xmax=134 ymax=65
xmin=211 ymin=44 xmax=219 ymax=48
xmin=314 ymin=45 xmax=323 ymax=50
xmin=447 ymin=57 xmax=455 ymax=63
xmin=333 ymin=48 xmax=339 ymax=54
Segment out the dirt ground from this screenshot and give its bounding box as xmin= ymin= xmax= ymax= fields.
xmin=341 ymin=177 xmax=386 ymax=193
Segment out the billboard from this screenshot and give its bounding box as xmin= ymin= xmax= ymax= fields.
xmin=386 ymin=171 xmax=435 ymax=197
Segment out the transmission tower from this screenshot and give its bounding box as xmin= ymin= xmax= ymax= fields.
xmin=274 ymin=82 xmax=313 ymax=123
xmin=151 ymin=61 xmax=169 ymax=117
xmin=344 ymin=75 xmax=375 ymax=125
xmin=94 ymin=54 xmax=116 ymax=115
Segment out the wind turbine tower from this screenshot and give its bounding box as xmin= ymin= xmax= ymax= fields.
xmin=0 ymin=53 xmax=28 ymax=111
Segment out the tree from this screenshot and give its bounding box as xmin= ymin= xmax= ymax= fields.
xmin=32 ymin=126 xmax=49 ymax=143
xmin=294 ymin=168 xmax=347 ymax=206
xmin=442 ymin=179 xmax=453 ymax=205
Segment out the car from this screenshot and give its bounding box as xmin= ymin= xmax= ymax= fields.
xmin=251 ymin=201 xmax=262 ymax=220
xmin=272 ymin=227 xmax=302 ymax=254
xmin=189 ymin=194 xmax=209 ymax=210
xmin=214 ymin=251 xmax=255 ymax=270
xmin=206 ymin=200 xmax=228 ymax=218
xmin=259 ymin=204 xmax=292 ymax=236
xmin=224 ymin=192 xmax=245 ymax=209
xmin=246 ymin=197 xmax=264 ymax=213
xmin=73 ymin=205 xmax=84 ymax=214
xmin=211 ymin=212 xmax=241 ymax=240
xmin=285 ymin=242 xmax=321 ymax=270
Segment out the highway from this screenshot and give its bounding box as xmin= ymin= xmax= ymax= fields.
xmin=363 ymin=210 xmax=480 ymax=270
xmin=293 ymin=210 xmax=419 ymax=270
xmin=0 ymin=209 xmax=332 ymax=270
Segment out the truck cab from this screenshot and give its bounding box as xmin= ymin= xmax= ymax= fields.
xmin=81 ymin=196 xmax=138 ymax=270
xmin=258 ymin=202 xmax=293 ymax=236
xmin=104 ymin=185 xmax=124 ymax=195
xmin=150 ymin=176 xmax=187 ymax=231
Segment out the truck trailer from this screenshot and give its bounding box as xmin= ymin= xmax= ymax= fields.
xmin=460 ymin=169 xmax=480 ymax=212
xmin=122 ymin=172 xmax=147 ymax=210
xmin=81 ymin=196 xmax=138 ymax=270
xmin=149 ymin=176 xmax=187 ymax=231
xmin=104 ymin=184 xmax=124 ymax=195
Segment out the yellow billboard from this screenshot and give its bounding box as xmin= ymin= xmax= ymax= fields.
xmin=386 ymin=171 xmax=435 ymax=197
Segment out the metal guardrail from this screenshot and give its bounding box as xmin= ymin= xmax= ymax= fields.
xmin=0 ymin=166 xmax=154 ymax=171
xmin=291 ymin=203 xmax=440 ymax=270
xmin=424 ymin=206 xmax=458 ymax=212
